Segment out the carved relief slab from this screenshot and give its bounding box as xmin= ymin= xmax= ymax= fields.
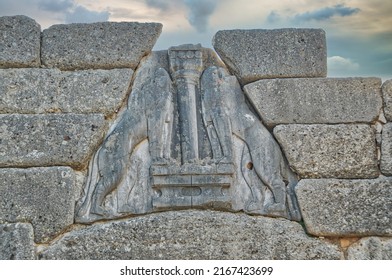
xmin=76 ymin=45 xmax=301 ymax=223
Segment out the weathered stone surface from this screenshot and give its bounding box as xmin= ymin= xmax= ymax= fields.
xmin=296 ymin=178 xmax=392 ymax=237
xmin=274 ymin=124 xmax=379 ymax=178
xmin=0 ymin=114 xmax=106 ymax=168
xmin=0 ymin=167 xmax=75 ymax=243
xmin=41 ymin=22 xmax=162 ymax=70
xmin=347 ymin=237 xmax=392 ymax=260
xmin=76 ymin=48 xmax=301 ymax=224
xmin=0 ymin=223 xmax=35 ymax=260
xmin=40 ymin=210 xmax=341 ymax=260
xmin=382 ymin=80 xmax=392 ymax=121
xmin=244 ymin=77 xmax=382 ymax=127
xmin=75 ymin=53 xmax=172 ymax=223
xmin=151 ymin=47 xmax=226 ymax=74
xmin=381 ymin=123 xmax=392 ymax=176
xmin=0 ymin=68 xmax=133 ymax=115
xmin=0 ymin=69 xmax=58 ymax=113
xmin=213 ymin=29 xmax=326 ymax=84
xmin=0 ymin=15 xmax=40 ymax=68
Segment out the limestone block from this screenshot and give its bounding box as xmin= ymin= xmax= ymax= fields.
xmin=382 ymin=80 xmax=392 ymax=121
xmin=347 ymin=237 xmax=392 ymax=260
xmin=296 ymin=178 xmax=392 ymax=237
xmin=0 ymin=68 xmax=133 ymax=115
xmin=244 ymin=77 xmax=382 ymax=127
xmin=213 ymin=28 xmax=326 ymax=85
xmin=381 ymin=123 xmax=392 ymax=176
xmin=0 ymin=223 xmax=35 ymax=260
xmin=41 ymin=22 xmax=162 ymax=70
xmin=58 ymin=68 xmax=133 ymax=114
xmin=0 ymin=114 xmax=106 ymax=168
xmin=0 ymin=15 xmax=41 ymax=68
xmin=0 ymin=167 xmax=75 ymax=243
xmin=39 ymin=210 xmax=342 ymax=259
xmin=0 ymin=69 xmax=58 ymax=114
xmin=274 ymin=124 xmax=379 ymax=178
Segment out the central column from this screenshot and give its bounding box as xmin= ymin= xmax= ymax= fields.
xmin=169 ymin=45 xmax=203 ymax=163
xmin=152 ymin=44 xmax=233 ymax=211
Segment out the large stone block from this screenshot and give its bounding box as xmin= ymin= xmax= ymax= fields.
xmin=0 ymin=68 xmax=133 ymax=115
xmin=0 ymin=167 xmax=75 ymax=243
xmin=39 ymin=210 xmax=342 ymax=259
xmin=0 ymin=223 xmax=35 ymax=260
xmin=347 ymin=237 xmax=392 ymax=260
xmin=0 ymin=15 xmax=41 ymax=68
xmin=244 ymin=77 xmax=382 ymax=127
xmin=381 ymin=123 xmax=392 ymax=176
xmin=296 ymin=178 xmax=392 ymax=237
xmin=382 ymin=79 xmax=392 ymax=121
xmin=41 ymin=22 xmax=162 ymax=70
xmin=274 ymin=124 xmax=379 ymax=178
xmin=0 ymin=114 xmax=106 ymax=168
xmin=213 ymin=29 xmax=326 ymax=85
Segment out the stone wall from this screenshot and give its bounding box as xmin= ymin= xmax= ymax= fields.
xmin=0 ymin=15 xmax=391 ymax=260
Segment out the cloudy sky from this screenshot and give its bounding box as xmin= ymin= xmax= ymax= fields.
xmin=1 ymin=0 xmax=391 ymax=80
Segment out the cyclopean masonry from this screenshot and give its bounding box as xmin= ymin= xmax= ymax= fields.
xmin=1 ymin=16 xmax=391 ymax=260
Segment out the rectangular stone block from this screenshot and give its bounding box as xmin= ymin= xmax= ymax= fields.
xmin=0 ymin=16 xmax=41 ymax=68
xmin=381 ymin=123 xmax=392 ymax=176
xmin=347 ymin=237 xmax=392 ymax=259
xmin=0 ymin=223 xmax=35 ymax=260
xmin=382 ymin=79 xmax=392 ymax=121
xmin=39 ymin=211 xmax=342 ymax=260
xmin=191 ymin=186 xmax=232 ymax=208
xmin=191 ymin=175 xmax=231 ymax=186
xmin=213 ymin=28 xmax=326 ymax=84
xmin=0 ymin=167 xmax=76 ymax=243
xmin=0 ymin=68 xmax=133 ymax=115
xmin=0 ymin=114 xmax=106 ymax=168
xmin=273 ymin=124 xmax=379 ymax=178
xmin=152 ymin=186 xmax=192 ymax=208
xmin=244 ymin=77 xmax=382 ymax=127
xmin=41 ymin=22 xmax=162 ymax=70
xmin=152 ymin=175 xmax=192 ymax=186
xmin=151 ymin=163 xmax=234 ymax=175
xmin=296 ymin=178 xmax=392 ymax=237
xmin=152 ymin=173 xmax=233 ymax=211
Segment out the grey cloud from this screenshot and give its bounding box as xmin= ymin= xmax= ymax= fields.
xmin=141 ymin=0 xmax=217 ymax=32
xmin=184 ymin=0 xmax=217 ymax=33
xmin=294 ymin=4 xmax=360 ymax=22
xmin=267 ymin=11 xmax=280 ymax=24
xmin=145 ymin=0 xmax=171 ymax=11
xmin=108 ymin=7 xmax=151 ymax=20
xmin=0 ymin=0 xmax=109 ymax=25
xmin=65 ymin=6 xmax=110 ymax=23
xmin=0 ymin=0 xmax=41 ymax=15
xmin=38 ymin=0 xmax=75 ymax=12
